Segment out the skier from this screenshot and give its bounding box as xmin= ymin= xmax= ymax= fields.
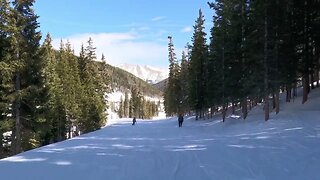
xmin=132 ymin=117 xmax=136 ymax=125
xmin=178 ymin=114 xmax=184 ymax=127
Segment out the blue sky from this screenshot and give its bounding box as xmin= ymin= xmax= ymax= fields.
xmin=34 ymin=0 xmax=212 ymax=68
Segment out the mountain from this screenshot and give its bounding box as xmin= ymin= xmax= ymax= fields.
xmin=103 ymin=63 xmax=162 ymax=96
xmin=100 ymin=63 xmax=163 ymax=120
xmin=117 ymin=64 xmax=168 ymax=84
xmin=152 ymin=78 xmax=167 ymax=92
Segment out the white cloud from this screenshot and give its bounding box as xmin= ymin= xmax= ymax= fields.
xmin=151 ymin=16 xmax=166 ymax=21
xmin=52 ymin=32 xmax=169 ymax=67
xmin=137 ymin=26 xmax=150 ymax=31
xmin=181 ymin=26 xmax=192 ymax=33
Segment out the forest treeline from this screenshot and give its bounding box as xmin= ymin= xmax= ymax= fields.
xmin=0 ymin=0 xmax=159 ymax=158
xmin=0 ymin=0 xmax=109 ymax=158
xmin=164 ymin=1 xmax=320 ymax=121
xmin=116 ymin=88 xmax=160 ymax=120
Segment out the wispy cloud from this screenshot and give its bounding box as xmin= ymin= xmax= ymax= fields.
xmin=137 ymin=26 xmax=150 ymax=31
xmin=181 ymin=26 xmax=192 ymax=33
xmin=52 ymin=32 xmax=169 ymax=67
xmin=151 ymin=16 xmax=166 ymax=21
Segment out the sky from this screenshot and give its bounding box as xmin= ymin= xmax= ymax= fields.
xmin=33 ymin=0 xmax=213 ymax=68
xmin=1 ymin=88 xmax=320 ymax=179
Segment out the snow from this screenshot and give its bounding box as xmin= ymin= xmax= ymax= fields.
xmin=106 ymin=91 xmax=163 ymax=120
xmin=1 ymin=88 xmax=320 ymax=179
xmin=117 ymin=63 xmax=168 ymax=83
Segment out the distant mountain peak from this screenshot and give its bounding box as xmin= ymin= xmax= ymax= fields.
xmin=117 ymin=64 xmax=168 ymax=84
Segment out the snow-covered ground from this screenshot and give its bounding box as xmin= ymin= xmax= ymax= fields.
xmin=1 ymin=88 xmax=320 ymax=180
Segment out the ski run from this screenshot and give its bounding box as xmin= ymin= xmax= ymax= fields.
xmin=1 ymin=88 xmax=320 ymax=180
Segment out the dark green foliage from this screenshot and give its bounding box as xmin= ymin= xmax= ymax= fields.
xmin=123 ymin=92 xmax=129 ymax=117
xmin=164 ymin=36 xmax=181 ymax=116
xmin=118 ymin=88 xmax=159 ymax=119
xmin=0 ymin=0 xmax=14 ymax=158
xmin=164 ymin=0 xmax=320 ymax=121
xmin=78 ymin=38 xmax=108 ymax=133
xmin=179 ymin=50 xmax=190 ymax=113
xmin=188 ymin=9 xmax=208 ymax=119
xmin=10 ymin=0 xmax=42 ymax=154
xmin=0 ymin=1 xmax=111 ymax=157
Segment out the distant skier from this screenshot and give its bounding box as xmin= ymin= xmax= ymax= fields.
xmin=178 ymin=114 xmax=184 ymax=127
xmin=132 ymin=117 xmax=136 ymax=125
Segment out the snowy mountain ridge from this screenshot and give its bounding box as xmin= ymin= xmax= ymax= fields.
xmin=117 ymin=64 xmax=168 ymax=84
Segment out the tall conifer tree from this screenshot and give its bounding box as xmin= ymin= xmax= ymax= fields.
xmin=189 ymin=9 xmax=208 ymax=119
xmin=10 ymin=0 xmax=42 ymax=154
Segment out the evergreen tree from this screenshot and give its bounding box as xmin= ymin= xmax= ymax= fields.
xmin=10 ymin=0 xmax=42 ymax=154
xmin=189 ymin=9 xmax=208 ymax=120
xmin=78 ymin=38 xmax=106 ymax=133
xmin=118 ymin=96 xmax=124 ymax=118
xmin=208 ymin=1 xmax=228 ymax=121
xmin=179 ymin=50 xmax=190 ymax=114
xmin=38 ymin=33 xmax=62 ymax=144
xmin=164 ymin=36 xmax=180 ymax=116
xmin=0 ymin=0 xmax=14 ymax=158
xmin=123 ymin=91 xmax=129 ymax=117
xmin=130 ymin=86 xmax=142 ymax=118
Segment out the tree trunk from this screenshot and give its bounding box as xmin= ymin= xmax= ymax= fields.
xmin=274 ymin=0 xmax=279 ymax=115
xmin=57 ymin=115 xmax=62 ymax=141
xmin=264 ymin=95 xmax=269 ymax=121
xmin=12 ymin=73 xmax=21 ymax=155
xmin=317 ymin=72 xmax=320 ymax=87
xmin=286 ymin=86 xmax=291 ymax=102
xmin=272 ymin=93 xmax=276 ymax=109
xmin=275 ymin=89 xmax=280 ymax=114
xmin=264 ymin=9 xmax=269 ymax=121
xmin=222 ymin=105 xmax=226 ymax=122
xmin=307 ymin=74 xmax=311 ymax=94
xmin=0 ymin=133 xmax=4 ymax=158
xmin=302 ymin=75 xmax=309 ymax=104
xmin=302 ymin=0 xmax=310 ymax=103
xmin=317 ymin=57 xmax=319 ymax=87
xmin=195 ymin=110 xmax=198 ymax=120
xmin=293 ymin=83 xmax=297 ymax=98
xmin=311 ymin=71 xmax=315 ymax=89
xmin=232 ymin=102 xmax=235 ymax=114
xmin=242 ymin=99 xmax=248 ymax=119
xmin=316 ymin=68 xmax=319 ymax=87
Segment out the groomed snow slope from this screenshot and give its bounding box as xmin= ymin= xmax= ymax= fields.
xmin=1 ymin=89 xmax=320 ymax=180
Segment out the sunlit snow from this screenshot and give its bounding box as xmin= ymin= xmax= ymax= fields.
xmin=1 ymin=88 xmax=320 ymax=180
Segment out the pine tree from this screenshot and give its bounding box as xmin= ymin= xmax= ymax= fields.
xmin=189 ymin=9 xmax=208 ymax=120
xmin=205 ymin=0 xmax=320 ymax=122
xmin=78 ymin=38 xmax=106 ymax=133
xmin=10 ymin=0 xmax=42 ymax=154
xmin=118 ymin=96 xmax=124 ymax=118
xmin=179 ymin=50 xmax=190 ymax=114
xmin=130 ymin=86 xmax=142 ymax=118
xmin=123 ymin=91 xmax=129 ymax=117
xmin=208 ymin=1 xmax=229 ymax=121
xmin=0 ymin=0 xmax=15 ymax=157
xmin=164 ymin=36 xmax=180 ymax=116
xmin=38 ymin=33 xmax=61 ymax=144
